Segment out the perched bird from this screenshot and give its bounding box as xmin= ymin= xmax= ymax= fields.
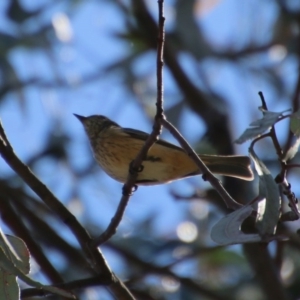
xmin=74 ymin=114 xmax=253 ymax=185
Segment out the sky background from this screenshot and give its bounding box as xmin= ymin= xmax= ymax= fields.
xmin=0 ymin=0 xmax=299 ymax=299
xmin=0 ymin=0 xmax=294 ymax=247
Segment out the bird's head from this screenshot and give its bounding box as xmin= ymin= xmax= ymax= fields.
xmin=74 ymin=114 xmax=119 ymax=139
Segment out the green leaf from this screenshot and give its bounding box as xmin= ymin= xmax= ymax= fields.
xmin=290 ymin=109 xmax=300 ymax=137
xmin=0 ymin=270 xmax=19 ymax=300
xmin=0 ymin=233 xmax=23 ymax=300
xmin=211 ymin=205 xmax=261 ymax=245
xmin=283 ymin=137 xmax=300 ymax=162
xmin=235 ymin=108 xmax=291 ymax=144
xmin=0 ymin=228 xmax=74 ymax=299
xmin=5 ymin=236 xmax=30 ymax=274
xmin=250 ymin=150 xmax=281 ymax=236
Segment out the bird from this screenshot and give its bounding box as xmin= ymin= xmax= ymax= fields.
xmin=74 ymin=114 xmax=253 ymax=185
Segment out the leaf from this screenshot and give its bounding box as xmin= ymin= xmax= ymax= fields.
xmin=5 ymin=235 xmax=30 ymax=274
xmin=235 ymin=108 xmax=291 ymax=144
xmin=250 ymin=150 xmax=281 ymax=236
xmin=0 ymin=228 xmax=75 ymax=299
xmin=0 ymin=270 xmax=19 ymax=300
xmin=283 ymin=136 xmax=300 ymax=162
xmin=0 ymin=230 xmax=23 ymax=269
xmin=0 ymin=234 xmax=23 ymax=300
xmin=290 ymin=109 xmax=300 ymax=137
xmin=211 ymin=205 xmax=261 ymax=245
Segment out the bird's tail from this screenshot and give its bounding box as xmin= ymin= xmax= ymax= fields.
xmin=199 ymin=155 xmax=254 ymax=181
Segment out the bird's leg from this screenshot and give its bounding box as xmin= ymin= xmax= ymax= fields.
xmin=129 ymin=160 xmax=144 ymax=174
xmin=122 ymin=184 xmax=138 ymax=196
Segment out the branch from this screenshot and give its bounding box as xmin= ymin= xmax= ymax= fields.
xmin=243 ymin=243 xmax=289 ymax=300
xmin=21 ymin=276 xmax=110 ymax=298
xmin=91 ymin=0 xmax=166 ymax=247
xmin=162 ymin=118 xmax=242 ymax=210
xmin=257 ymin=92 xmax=299 ymax=217
xmin=108 ymin=242 xmax=230 ymax=300
xmin=131 ymin=0 xmax=235 ymax=155
xmin=0 ymin=121 xmax=136 ymax=300
xmin=0 ymin=196 xmax=63 ymax=283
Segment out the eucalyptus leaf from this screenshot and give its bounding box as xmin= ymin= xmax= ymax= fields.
xmin=6 ymin=235 xmax=30 ymax=274
xmin=290 ymin=109 xmax=300 ymax=137
xmin=0 ymin=270 xmax=19 ymax=300
xmin=283 ymin=136 xmax=300 ymax=162
xmin=0 ymin=228 xmax=74 ymax=299
xmin=235 ymin=108 xmax=291 ymax=144
xmin=211 ymin=205 xmax=261 ymax=245
xmin=250 ymin=150 xmax=281 ymax=236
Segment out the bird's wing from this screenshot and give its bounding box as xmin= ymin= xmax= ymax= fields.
xmin=122 ymin=127 xmax=185 ymax=152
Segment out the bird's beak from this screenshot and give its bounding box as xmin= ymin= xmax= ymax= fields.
xmin=73 ymin=114 xmax=87 ymax=123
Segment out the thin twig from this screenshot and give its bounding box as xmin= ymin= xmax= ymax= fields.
xmin=155 ymin=0 xmax=165 ymax=119
xmin=0 ymin=120 xmax=12 ymax=149
xmin=0 ymin=128 xmax=109 ymax=273
xmin=258 ymin=92 xmax=299 ymax=218
xmin=162 ymin=119 xmax=242 ymax=210
xmin=276 ymin=175 xmax=300 ymax=219
xmin=249 ymin=132 xmax=272 ymax=149
xmin=258 ymin=91 xmax=283 ymax=159
xmin=21 ymin=276 xmax=113 ymax=298
xmin=9 ymin=193 xmax=89 ymax=269
xmin=0 ymin=196 xmax=64 ymax=283
xmin=92 ymin=0 xmax=166 ymax=247
xmin=108 ymin=242 xmax=229 ymax=300
xmin=0 ymin=123 xmax=136 ymax=300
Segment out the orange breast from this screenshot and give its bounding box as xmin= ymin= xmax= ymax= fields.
xmin=92 ymin=131 xmax=198 ymax=185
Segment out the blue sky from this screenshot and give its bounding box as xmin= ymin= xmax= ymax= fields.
xmin=0 ymin=0 xmax=296 ymax=239
xmin=0 ymin=0 xmax=299 ymax=297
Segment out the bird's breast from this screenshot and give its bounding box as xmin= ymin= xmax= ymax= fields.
xmin=90 ymin=134 xmax=198 ymax=185
xmin=91 ymin=135 xmax=145 ymax=182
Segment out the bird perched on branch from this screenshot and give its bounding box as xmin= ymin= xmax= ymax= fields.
xmin=74 ymin=114 xmax=253 ymax=185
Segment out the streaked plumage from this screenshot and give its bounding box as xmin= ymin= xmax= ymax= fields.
xmin=74 ymin=114 xmax=253 ymax=185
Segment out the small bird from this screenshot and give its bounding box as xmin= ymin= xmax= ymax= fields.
xmin=74 ymin=114 xmax=253 ymax=185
